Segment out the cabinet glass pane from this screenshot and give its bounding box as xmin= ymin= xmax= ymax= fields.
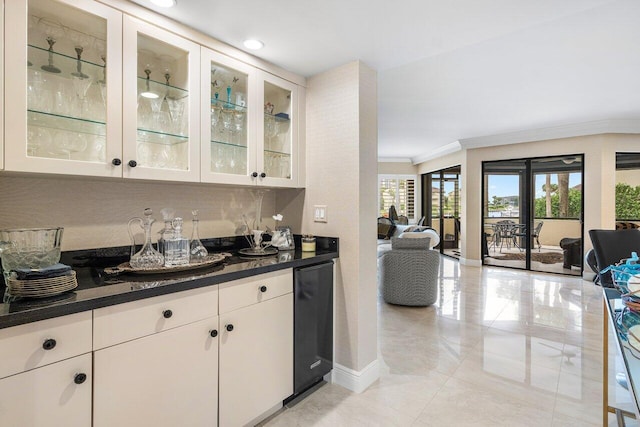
xmin=264 ymin=82 xmax=292 ymax=179
xmin=27 ymin=0 xmax=107 ymax=162
xmin=136 ymin=34 xmax=189 ymax=170
xmin=209 ymin=61 xmax=248 ymax=175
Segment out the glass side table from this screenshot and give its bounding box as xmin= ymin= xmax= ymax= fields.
xmin=604 ymin=288 xmax=640 ymax=426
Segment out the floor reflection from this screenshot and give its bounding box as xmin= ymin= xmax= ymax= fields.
xmin=264 ymin=256 xmax=606 ymax=427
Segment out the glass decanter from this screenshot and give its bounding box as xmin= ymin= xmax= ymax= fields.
xmin=157 ymin=207 xmax=176 ymax=256
xmin=164 ymin=217 xmax=190 ymax=267
xmin=128 ymin=208 xmax=164 ymax=269
xmin=190 ymin=210 xmax=208 ymax=261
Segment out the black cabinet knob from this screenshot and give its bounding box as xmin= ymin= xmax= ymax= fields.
xmin=42 ymin=339 xmax=57 ymax=351
xmin=251 ymin=172 xmax=258 ymax=178
xmin=226 ymin=324 xmax=234 ymax=332
xmin=163 ymin=309 xmax=173 ymax=319
xmin=260 ymin=285 xmax=267 ymax=293
xmin=112 ymin=158 xmax=122 ymax=166
xmin=128 ymin=160 xmax=137 ymax=168
xmin=260 ymin=172 xmax=266 ymax=178
xmin=210 ymin=329 xmax=218 ymax=338
xmin=74 ymin=373 xmax=87 ymax=385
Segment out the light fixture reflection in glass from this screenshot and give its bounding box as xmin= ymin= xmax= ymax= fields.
xmin=243 ymin=39 xmax=264 ymax=50
xmin=150 ymin=0 xmax=176 ymax=7
xmin=140 ymin=69 xmax=159 ymax=99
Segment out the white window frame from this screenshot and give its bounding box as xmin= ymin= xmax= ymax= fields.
xmin=378 ymin=174 xmax=420 ymax=223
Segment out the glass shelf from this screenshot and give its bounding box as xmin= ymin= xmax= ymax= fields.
xmin=28 ymin=109 xmax=106 ymax=136
xmin=28 ymin=45 xmax=105 ymax=79
xmin=264 ymin=149 xmax=291 ymax=157
xmin=211 ymin=100 xmax=246 ymax=112
xmin=137 ymin=76 xmax=188 ymax=98
xmin=137 ymin=128 xmax=188 ymax=145
xmin=265 ymin=112 xmax=290 ymax=123
xmin=211 ymin=140 xmax=248 ymax=149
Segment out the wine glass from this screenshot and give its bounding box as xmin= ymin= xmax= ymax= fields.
xmin=68 ymin=28 xmax=93 ymax=79
xmin=38 ymin=18 xmax=64 ymax=74
xmin=51 ymin=131 xmax=87 ymax=160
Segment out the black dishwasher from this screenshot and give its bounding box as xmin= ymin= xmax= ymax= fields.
xmin=289 ymin=261 xmax=333 ymax=400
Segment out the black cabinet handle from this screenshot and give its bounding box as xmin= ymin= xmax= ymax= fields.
xmin=163 ymin=309 xmax=173 ymax=319
xmin=251 ymin=172 xmax=258 ymax=178
xmin=42 ymin=339 xmax=57 ymax=351
xmin=210 ymin=329 xmax=218 ymax=338
xmin=74 ymin=373 xmax=87 ymax=384
xmin=226 ymin=324 xmax=234 ymax=332
xmin=260 ymin=285 xmax=267 ymax=293
xmin=112 ymin=158 xmax=122 ymax=166
xmin=128 ymin=160 xmax=137 ymax=168
xmin=260 ymin=172 xmax=266 ymax=178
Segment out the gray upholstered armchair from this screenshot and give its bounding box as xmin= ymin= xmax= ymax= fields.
xmin=380 ymin=236 xmax=439 ymax=306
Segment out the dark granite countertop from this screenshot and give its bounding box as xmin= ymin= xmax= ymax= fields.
xmin=0 ymin=235 xmax=338 ymax=329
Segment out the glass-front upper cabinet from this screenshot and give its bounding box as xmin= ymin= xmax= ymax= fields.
xmin=122 ymin=16 xmax=200 ymax=182
xmin=4 ymin=0 xmax=123 ymax=177
xmin=200 ymin=47 xmax=256 ymax=185
xmin=257 ymin=72 xmax=298 ymax=187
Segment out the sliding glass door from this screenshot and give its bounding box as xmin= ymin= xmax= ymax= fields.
xmin=482 ymin=156 xmax=583 ymax=276
xmin=423 ymin=165 xmax=461 ymax=258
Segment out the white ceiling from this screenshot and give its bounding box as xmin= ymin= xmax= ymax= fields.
xmin=129 ymin=0 xmax=640 ymax=163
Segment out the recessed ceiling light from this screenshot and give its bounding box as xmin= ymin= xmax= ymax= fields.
xmin=150 ymin=0 xmax=176 ymax=7
xmin=243 ymin=39 xmax=264 ymax=50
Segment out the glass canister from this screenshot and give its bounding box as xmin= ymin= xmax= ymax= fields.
xmin=301 ymin=235 xmax=316 ymax=252
xmin=0 ymin=227 xmax=64 ymax=273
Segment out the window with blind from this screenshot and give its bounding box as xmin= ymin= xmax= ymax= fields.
xmin=378 ymin=175 xmax=416 ymax=220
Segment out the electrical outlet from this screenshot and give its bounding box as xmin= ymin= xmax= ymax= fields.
xmin=314 ymin=205 xmax=327 ymax=223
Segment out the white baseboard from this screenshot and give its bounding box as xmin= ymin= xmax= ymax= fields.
xmin=332 ymin=359 xmax=380 ymax=394
xmin=460 ymin=257 xmax=482 ymax=267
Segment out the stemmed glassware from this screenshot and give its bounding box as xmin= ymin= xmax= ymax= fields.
xmin=38 ymin=18 xmax=64 ymax=74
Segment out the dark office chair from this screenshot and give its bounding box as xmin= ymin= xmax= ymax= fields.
xmin=588 ymin=229 xmax=640 ymax=287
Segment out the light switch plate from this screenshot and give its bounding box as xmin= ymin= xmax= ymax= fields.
xmin=314 ymin=205 xmax=327 ymax=222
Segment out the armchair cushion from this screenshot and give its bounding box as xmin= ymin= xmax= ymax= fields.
xmin=391 ymin=236 xmax=430 ymax=250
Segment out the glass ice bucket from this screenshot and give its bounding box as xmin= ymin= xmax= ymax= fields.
xmin=0 ymin=227 xmax=64 ymax=274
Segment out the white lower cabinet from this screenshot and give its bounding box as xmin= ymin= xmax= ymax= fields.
xmin=219 ymin=293 xmax=293 ymax=426
xmin=93 ymin=316 xmax=219 ymax=427
xmin=0 ymin=353 xmax=92 ymax=427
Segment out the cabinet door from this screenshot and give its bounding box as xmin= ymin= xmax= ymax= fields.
xmin=257 ymin=71 xmax=299 ymax=187
xmin=93 ymin=317 xmax=219 ymax=427
xmin=0 ymin=353 xmax=92 ymax=427
xmin=4 ymin=0 xmax=123 ymax=177
xmin=219 ymin=293 xmax=293 ymax=426
xmin=201 ymin=47 xmax=257 ymax=185
xmin=122 ymin=16 xmax=200 ymax=182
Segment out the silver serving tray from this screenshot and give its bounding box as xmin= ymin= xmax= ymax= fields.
xmin=103 ymin=253 xmax=231 ymax=275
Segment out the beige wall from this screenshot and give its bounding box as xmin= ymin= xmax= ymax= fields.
xmin=616 ymin=169 xmax=640 ymax=187
xmin=300 ymin=61 xmax=378 ymax=373
xmin=0 ymin=175 xmax=277 ymax=251
xmin=377 ymin=161 xmax=417 ymax=175
xmin=417 ymin=151 xmax=463 ymax=175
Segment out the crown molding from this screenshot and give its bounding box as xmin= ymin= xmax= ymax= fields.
xmin=411 ymin=141 xmax=462 ymax=165
xmin=377 ymin=157 xmax=413 ymax=163
xmin=459 ymin=119 xmax=640 ymax=149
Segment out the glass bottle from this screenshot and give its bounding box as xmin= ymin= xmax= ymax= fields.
xmin=164 ymin=217 xmax=190 ymax=267
xmin=190 ymin=210 xmax=208 ymax=261
xmin=128 ymin=208 xmax=164 ymax=269
xmin=157 ymin=208 xmax=176 ymax=256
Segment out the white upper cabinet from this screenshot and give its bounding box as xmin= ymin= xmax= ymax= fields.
xmin=122 ymin=16 xmax=200 ymax=182
xmin=257 ymin=71 xmax=299 ymax=187
xmin=3 ymin=0 xmax=303 ymax=187
xmin=201 ymin=48 xmax=300 ymax=187
xmin=200 ymin=47 xmax=257 ymax=185
xmin=4 ymin=0 xmax=123 ymax=177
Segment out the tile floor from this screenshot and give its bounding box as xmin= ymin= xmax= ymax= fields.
xmin=264 ymin=256 xmax=635 ymax=426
